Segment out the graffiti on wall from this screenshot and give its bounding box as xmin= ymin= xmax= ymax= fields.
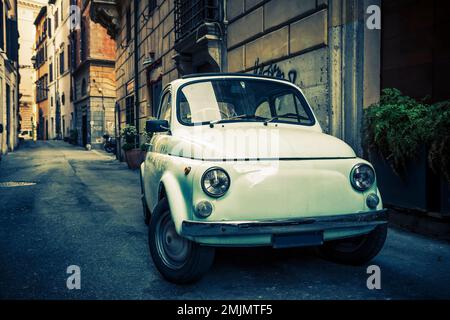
xmin=253 ymin=58 xmax=298 ymax=84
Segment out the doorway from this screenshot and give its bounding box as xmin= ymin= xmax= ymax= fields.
xmin=6 ymin=84 xmax=10 ymax=149
xmin=62 ymin=117 xmax=66 ymax=138
xmin=82 ymin=113 xmax=88 ymax=147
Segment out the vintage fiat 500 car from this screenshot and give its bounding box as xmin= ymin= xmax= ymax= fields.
xmin=140 ymin=74 xmax=388 ymax=284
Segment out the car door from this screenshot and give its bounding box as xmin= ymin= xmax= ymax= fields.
xmin=144 ymin=87 xmax=172 ymax=211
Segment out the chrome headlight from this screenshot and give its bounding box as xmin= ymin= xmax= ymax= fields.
xmin=350 ymin=163 xmax=376 ymax=191
xmin=201 ymin=167 xmax=230 ymax=198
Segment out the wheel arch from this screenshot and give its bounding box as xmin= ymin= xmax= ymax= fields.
xmin=158 ymin=172 xmax=191 ymax=234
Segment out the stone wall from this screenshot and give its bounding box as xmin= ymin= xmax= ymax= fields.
xmin=72 ymin=0 xmax=116 ymax=147
xmin=115 ymin=0 xmax=177 ymax=138
xmin=0 ymin=0 xmax=19 ymax=154
xmin=226 ymin=0 xmax=329 ymax=131
xmin=225 ymin=0 xmax=381 ymax=154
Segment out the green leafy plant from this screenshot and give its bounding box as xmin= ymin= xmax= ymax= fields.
xmin=140 ymin=131 xmax=153 ymax=152
xmin=364 ymin=89 xmax=450 ymax=182
xmin=121 ymin=125 xmax=138 ymax=152
xmin=428 ymin=100 xmax=450 ymax=182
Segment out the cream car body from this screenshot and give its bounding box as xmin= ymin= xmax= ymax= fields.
xmin=141 ymin=75 xmax=386 ymax=248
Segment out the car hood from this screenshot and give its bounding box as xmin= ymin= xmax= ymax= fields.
xmin=167 ymin=124 xmax=356 ymax=160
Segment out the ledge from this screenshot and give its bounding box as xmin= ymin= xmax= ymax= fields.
xmin=387 ymin=206 xmax=450 ymax=241
xmin=90 ymin=0 xmax=120 ymax=39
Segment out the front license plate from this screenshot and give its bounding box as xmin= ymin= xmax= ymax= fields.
xmin=272 ymin=232 xmax=324 ymax=249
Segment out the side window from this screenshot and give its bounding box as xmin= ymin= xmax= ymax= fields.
xmin=274 ymin=93 xmax=297 ymax=115
xmin=159 ymin=92 xmax=172 ymax=122
xmin=274 ymin=93 xmax=310 ymax=123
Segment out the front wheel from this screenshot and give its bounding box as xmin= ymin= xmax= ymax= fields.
xmin=317 ymin=224 xmax=387 ymax=265
xmin=148 ymin=198 xmax=215 ymax=284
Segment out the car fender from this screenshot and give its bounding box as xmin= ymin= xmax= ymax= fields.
xmin=140 ymin=162 xmax=145 ymax=193
xmin=160 ymin=171 xmax=192 ymax=235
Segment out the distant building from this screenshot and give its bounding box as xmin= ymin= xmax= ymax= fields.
xmin=33 ymin=4 xmax=48 ymax=140
xmin=33 ymin=0 xmax=115 ymax=147
xmin=0 ymin=0 xmax=20 ymax=156
xmin=45 ymin=0 xmax=73 ymax=140
xmin=18 ymin=0 xmax=46 ymax=139
xmin=71 ymin=0 xmax=116 ymax=148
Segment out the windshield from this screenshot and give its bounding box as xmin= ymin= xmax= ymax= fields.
xmin=177 ymin=79 xmax=315 ymax=126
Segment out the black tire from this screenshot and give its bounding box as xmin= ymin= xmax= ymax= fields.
xmin=148 ymin=198 xmax=215 ymax=284
xmin=318 ymin=224 xmax=387 ymax=265
xmin=142 ymin=196 xmax=151 ymax=225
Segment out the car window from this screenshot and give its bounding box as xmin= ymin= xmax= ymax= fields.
xmin=177 ymin=79 xmax=314 ymax=126
xmin=159 ymin=92 xmax=172 ymax=122
xmin=274 ymin=93 xmax=310 ymax=123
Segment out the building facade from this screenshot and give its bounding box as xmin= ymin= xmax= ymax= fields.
xmin=18 ymin=0 xmax=46 ymax=138
xmin=44 ymin=0 xmax=73 ymax=140
xmin=33 ymin=5 xmax=48 ymax=139
xmin=0 ymin=0 xmax=20 ymax=156
xmin=72 ymin=0 xmax=116 ymax=148
xmin=90 ymin=0 xmax=380 ymax=158
xmin=33 ymin=0 xmax=116 ymax=147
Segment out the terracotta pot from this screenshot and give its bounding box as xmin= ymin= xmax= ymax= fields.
xmin=125 ymin=148 xmax=145 ymax=170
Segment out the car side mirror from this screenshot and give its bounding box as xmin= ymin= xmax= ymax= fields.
xmin=0 ymin=124 xmax=3 ymax=134
xmin=146 ymin=119 xmax=169 ymax=133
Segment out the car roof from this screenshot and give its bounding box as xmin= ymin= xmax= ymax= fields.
xmin=182 ymin=72 xmax=292 ymax=82
xmin=169 ymin=73 xmax=298 ymax=90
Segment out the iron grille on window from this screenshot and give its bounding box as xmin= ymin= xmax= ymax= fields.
xmin=174 ymin=0 xmax=220 ymax=42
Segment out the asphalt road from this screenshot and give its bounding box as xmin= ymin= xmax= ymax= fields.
xmin=0 ymin=141 xmax=449 ymax=300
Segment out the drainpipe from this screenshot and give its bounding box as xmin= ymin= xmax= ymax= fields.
xmin=222 ymin=0 xmax=229 ymax=72
xmin=115 ymin=101 xmax=120 ymax=160
xmin=133 ymin=0 xmax=140 ymax=143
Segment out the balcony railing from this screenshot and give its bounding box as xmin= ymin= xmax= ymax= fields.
xmin=174 ymin=0 xmax=220 ymax=43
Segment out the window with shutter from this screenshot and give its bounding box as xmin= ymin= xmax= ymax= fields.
xmin=0 ymin=1 xmax=4 ymax=50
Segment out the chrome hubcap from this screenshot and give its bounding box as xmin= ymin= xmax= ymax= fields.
xmin=156 ymin=211 xmax=190 ymax=270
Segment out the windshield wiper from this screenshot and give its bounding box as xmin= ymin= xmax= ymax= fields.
xmin=263 ymin=113 xmax=309 ymax=125
xmin=210 ymin=114 xmax=268 ymax=127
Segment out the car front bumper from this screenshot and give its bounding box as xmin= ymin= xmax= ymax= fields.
xmin=180 ymin=210 xmax=388 ymax=247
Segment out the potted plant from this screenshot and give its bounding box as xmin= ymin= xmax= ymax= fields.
xmin=364 ymin=88 xmax=450 ymax=213
xmin=121 ymin=125 xmax=142 ymax=170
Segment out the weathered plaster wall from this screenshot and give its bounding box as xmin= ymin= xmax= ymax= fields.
xmin=226 ymin=1 xmax=330 ymax=131
xmin=226 ymin=0 xmax=381 ymax=154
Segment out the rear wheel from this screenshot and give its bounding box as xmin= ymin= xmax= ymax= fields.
xmin=318 ymin=224 xmax=387 ymax=265
xmin=148 ymin=198 xmax=215 ymax=284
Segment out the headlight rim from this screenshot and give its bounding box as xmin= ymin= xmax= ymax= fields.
xmin=350 ymin=163 xmax=376 ymax=192
xmin=201 ymin=167 xmax=231 ymax=198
